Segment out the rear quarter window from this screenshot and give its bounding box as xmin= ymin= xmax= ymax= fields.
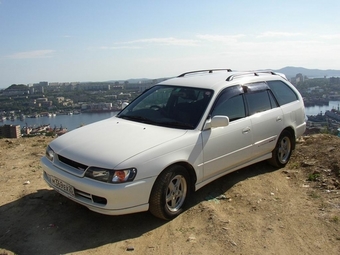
xmin=267 ymin=80 xmax=298 ymax=105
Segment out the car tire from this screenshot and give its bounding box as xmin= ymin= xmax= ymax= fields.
xmin=268 ymin=130 xmax=293 ymax=168
xmin=149 ymin=165 xmax=190 ymax=220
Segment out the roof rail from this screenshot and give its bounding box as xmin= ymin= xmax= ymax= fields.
xmin=178 ymin=69 xmax=232 ymax=77
xmin=226 ymin=71 xmax=279 ymax=81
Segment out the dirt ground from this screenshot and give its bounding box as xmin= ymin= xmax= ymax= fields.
xmin=0 ymin=134 xmax=339 ymax=255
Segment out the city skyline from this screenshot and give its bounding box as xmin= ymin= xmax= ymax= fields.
xmin=1 ymin=0 xmax=340 ymax=88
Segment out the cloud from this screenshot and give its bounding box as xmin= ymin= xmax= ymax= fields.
xmin=130 ymin=37 xmax=199 ymax=46
xmin=108 ymin=37 xmax=200 ymax=48
xmin=319 ymin=34 xmax=340 ymax=39
xmin=7 ymin=50 xmax=55 ymax=59
xmin=100 ymin=46 xmax=141 ymax=50
xmin=196 ymin=34 xmax=245 ymax=43
xmin=257 ymin=32 xmax=303 ymax=38
xmin=102 ymin=35 xmax=248 ymax=50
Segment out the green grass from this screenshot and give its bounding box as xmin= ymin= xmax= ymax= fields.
xmin=331 ymin=216 xmax=339 ymax=223
xmin=309 ymin=191 xmax=320 ymax=199
xmin=307 ymin=173 xmax=320 ymax=182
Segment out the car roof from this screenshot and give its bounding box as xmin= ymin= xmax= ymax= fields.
xmin=159 ymin=69 xmax=288 ymax=91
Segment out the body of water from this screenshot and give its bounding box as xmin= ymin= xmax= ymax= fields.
xmin=304 ymin=101 xmax=340 ymax=116
xmin=1 ymin=112 xmax=118 ymax=131
xmin=2 ymin=101 xmax=340 ymax=132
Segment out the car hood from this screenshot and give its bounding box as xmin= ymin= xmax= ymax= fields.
xmin=50 ymin=116 xmax=187 ymax=169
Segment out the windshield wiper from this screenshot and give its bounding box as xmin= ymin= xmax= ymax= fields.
xmin=160 ymin=121 xmax=194 ymax=129
xmin=118 ymin=114 xmax=155 ymax=124
xmin=119 ymin=115 xmax=194 ymax=129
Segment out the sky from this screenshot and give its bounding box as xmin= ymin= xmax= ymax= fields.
xmin=1 ymin=0 xmax=340 ymax=87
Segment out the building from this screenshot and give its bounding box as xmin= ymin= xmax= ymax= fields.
xmin=76 ymin=82 xmax=112 ymax=91
xmin=0 ymin=124 xmax=21 ymax=138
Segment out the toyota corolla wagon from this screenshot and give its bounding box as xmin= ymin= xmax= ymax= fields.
xmin=41 ymin=69 xmax=306 ymax=220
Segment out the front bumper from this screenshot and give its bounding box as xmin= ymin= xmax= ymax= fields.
xmin=41 ymin=156 xmax=156 ymax=216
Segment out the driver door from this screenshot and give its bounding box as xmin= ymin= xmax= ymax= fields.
xmin=201 ymin=86 xmax=253 ymax=180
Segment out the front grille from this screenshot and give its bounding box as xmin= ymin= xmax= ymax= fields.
xmin=58 ymin=154 xmax=88 ymax=171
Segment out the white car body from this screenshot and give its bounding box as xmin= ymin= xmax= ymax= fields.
xmin=41 ymin=69 xmax=306 ymax=219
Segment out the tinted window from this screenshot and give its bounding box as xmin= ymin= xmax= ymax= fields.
xmin=118 ymin=85 xmax=213 ymax=129
xmin=211 ymin=86 xmax=245 ymax=121
xmin=267 ymin=80 xmax=298 ymax=105
xmin=268 ymin=90 xmax=279 ymax=108
xmin=246 ymin=91 xmax=272 ymax=115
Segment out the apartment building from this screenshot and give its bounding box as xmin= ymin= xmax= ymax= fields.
xmin=0 ymin=124 xmax=21 ymax=138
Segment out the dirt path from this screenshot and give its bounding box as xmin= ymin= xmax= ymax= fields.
xmin=0 ymin=135 xmax=339 ymax=255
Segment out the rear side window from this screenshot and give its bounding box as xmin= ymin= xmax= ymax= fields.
xmin=267 ymin=80 xmax=298 ymax=105
xmin=245 ymin=91 xmax=272 ymax=115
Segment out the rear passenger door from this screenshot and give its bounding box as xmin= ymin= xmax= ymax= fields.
xmin=267 ymin=80 xmax=306 ymax=137
xmin=244 ymin=82 xmax=284 ymax=157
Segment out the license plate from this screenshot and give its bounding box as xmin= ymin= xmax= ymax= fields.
xmin=50 ymin=176 xmax=75 ymax=196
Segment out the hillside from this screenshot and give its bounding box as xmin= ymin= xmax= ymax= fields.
xmin=0 ymin=135 xmax=339 ymax=255
xmin=275 ymin=66 xmax=340 ymax=79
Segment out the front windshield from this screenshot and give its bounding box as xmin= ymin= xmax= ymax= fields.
xmin=117 ymin=85 xmax=213 ymax=129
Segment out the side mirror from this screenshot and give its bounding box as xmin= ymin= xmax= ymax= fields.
xmin=204 ymin=115 xmax=230 ymax=130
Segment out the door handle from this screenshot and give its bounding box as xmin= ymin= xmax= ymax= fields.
xmin=242 ymin=127 xmax=251 ymax=134
xmin=276 ymin=116 xmax=282 ymax=122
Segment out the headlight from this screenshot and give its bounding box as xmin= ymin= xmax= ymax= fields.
xmin=45 ymin=146 xmax=55 ymax=161
xmin=85 ymin=167 xmax=137 ymax=183
xmin=112 ymin=169 xmax=137 ymax=183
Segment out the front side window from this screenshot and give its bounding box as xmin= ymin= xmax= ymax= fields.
xmin=211 ymin=85 xmax=246 ymax=121
xmin=117 ymin=85 xmax=213 ymax=129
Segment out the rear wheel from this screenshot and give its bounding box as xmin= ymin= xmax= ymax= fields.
xmin=149 ymin=165 xmax=190 ymax=220
xmin=268 ymin=130 xmax=293 ymax=168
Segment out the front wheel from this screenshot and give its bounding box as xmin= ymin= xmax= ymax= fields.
xmin=268 ymin=130 xmax=293 ymax=168
xmin=149 ymin=165 xmax=190 ymax=220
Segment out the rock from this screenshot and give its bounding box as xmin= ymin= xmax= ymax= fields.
xmin=126 ymin=245 xmax=134 ymax=251
xmin=187 ymin=235 xmax=196 ymax=243
xmin=327 ymin=147 xmax=335 ymax=152
xmin=216 ymin=194 xmax=227 ymax=200
xmin=230 ymin=240 xmax=237 ymax=246
xmin=301 ymin=161 xmax=317 ymax=167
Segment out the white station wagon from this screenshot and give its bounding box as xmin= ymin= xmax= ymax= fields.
xmin=41 ymin=69 xmax=306 ymax=220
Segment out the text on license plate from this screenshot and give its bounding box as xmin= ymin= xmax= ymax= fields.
xmin=50 ymin=176 xmax=75 ymax=196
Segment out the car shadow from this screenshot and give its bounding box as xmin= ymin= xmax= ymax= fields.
xmin=189 ymin=161 xmax=278 ymax=207
xmin=0 ymin=161 xmax=277 ymax=255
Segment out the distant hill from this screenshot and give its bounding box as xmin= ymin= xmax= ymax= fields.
xmin=116 ymin=67 xmax=340 ymax=82
xmin=274 ymin=66 xmax=340 ymax=79
xmin=4 ymin=84 xmax=28 ymax=90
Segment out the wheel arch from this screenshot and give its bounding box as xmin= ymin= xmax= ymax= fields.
xmin=174 ymin=161 xmax=197 ymax=192
xmin=282 ymin=126 xmax=296 ymax=150
xmin=154 ymin=161 xmax=197 ymax=193
xmin=148 ymin=161 xmax=197 ymax=220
